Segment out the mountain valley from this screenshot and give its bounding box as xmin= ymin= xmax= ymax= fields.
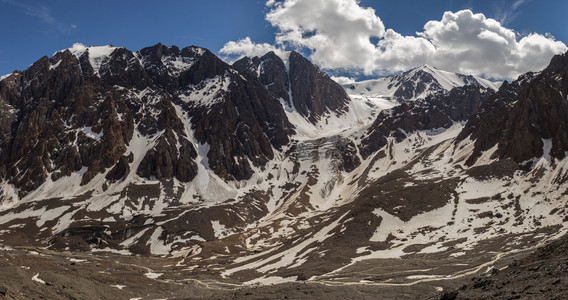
xmin=0 ymin=43 xmax=568 ymax=299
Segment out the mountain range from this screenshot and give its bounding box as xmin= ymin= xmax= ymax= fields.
xmin=1 ymin=43 xmax=568 ymax=299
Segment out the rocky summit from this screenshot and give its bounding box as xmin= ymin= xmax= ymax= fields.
xmin=1 ymin=44 xmax=568 ymax=299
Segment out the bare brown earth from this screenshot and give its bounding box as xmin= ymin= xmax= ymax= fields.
xmin=0 ymin=228 xmax=562 ymax=300
xmin=451 ymin=232 xmax=568 ymax=300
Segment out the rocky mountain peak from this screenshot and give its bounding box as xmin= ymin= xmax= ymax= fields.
xmin=234 ymin=51 xmax=291 ymax=108
xmin=460 ymin=50 xmax=568 ymax=167
xmin=544 ymin=50 xmax=568 ymax=76
xmin=233 ymin=50 xmax=350 ymax=123
xmin=360 ymin=85 xmax=493 ymax=159
xmin=260 ymin=50 xmax=282 ymax=63
xmin=287 ymin=50 xmax=350 ymax=122
xmin=345 ymin=64 xmax=498 ymax=104
xmin=231 ymin=56 xmax=260 ymax=76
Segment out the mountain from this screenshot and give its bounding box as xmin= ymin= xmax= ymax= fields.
xmin=0 ymin=43 xmax=360 ymax=253
xmin=359 ymin=85 xmax=493 ymax=159
xmin=233 ymin=51 xmax=350 ymax=123
xmin=345 ymin=64 xmax=498 ymax=103
xmin=459 ymin=51 xmax=568 ymax=167
xmin=1 ymin=44 xmax=568 ymax=298
xmin=233 ymin=51 xmax=377 ymax=138
xmin=0 ymin=43 xmax=294 ymax=198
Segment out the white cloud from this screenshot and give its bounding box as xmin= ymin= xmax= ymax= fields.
xmin=266 ymin=0 xmax=386 ymax=73
xmin=330 ymin=76 xmax=356 ymax=85
xmin=420 ymin=10 xmax=566 ymax=78
xmin=220 ymin=0 xmax=566 ymax=80
xmin=219 ymin=37 xmax=285 ymax=62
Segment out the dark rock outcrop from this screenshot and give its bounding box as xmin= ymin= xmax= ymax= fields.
xmin=234 ymin=51 xmax=350 ymax=123
xmin=234 ymin=52 xmax=290 ymax=104
xmin=137 ymin=129 xmax=198 ymax=182
xmin=387 ymin=65 xmax=489 ymax=102
xmin=459 ymin=51 xmax=568 ymax=166
xmin=360 ymin=85 xmax=493 ymax=159
xmin=288 ymin=51 xmax=350 ymax=122
xmin=177 ymin=49 xmax=294 ymax=181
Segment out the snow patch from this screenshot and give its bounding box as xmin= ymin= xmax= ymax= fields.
xmin=49 ymin=60 xmax=61 ymax=70
xmin=110 ymin=284 xmax=126 ymax=290
xmin=178 ymin=74 xmax=231 ymax=107
xmin=144 ymin=272 xmax=163 ymax=279
xmin=0 ymin=72 xmax=13 ymax=81
xmin=161 ymin=53 xmax=198 ymax=76
xmin=32 ymin=273 xmax=47 ymax=285
xmin=91 ymin=248 xmax=132 ymax=255
xmin=78 ymin=126 xmax=103 ymax=142
xmin=542 ymin=138 xmax=553 ymax=163
xmin=406 ymin=274 xmax=444 ymax=279
xmin=288 ymin=93 xmax=394 ymax=139
xmin=148 ymin=227 xmax=171 ymax=255
xmin=244 ymin=276 xmax=298 ymax=285
xmin=211 ymin=220 xmax=228 ymax=238
xmin=65 ymin=43 xmax=117 ymax=76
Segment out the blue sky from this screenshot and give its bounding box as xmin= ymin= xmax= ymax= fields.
xmin=0 ymin=0 xmax=566 ymax=79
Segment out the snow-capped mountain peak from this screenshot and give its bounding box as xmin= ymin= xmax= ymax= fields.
xmin=60 ymin=43 xmax=120 ymax=76
xmin=345 ymin=64 xmax=498 ymax=103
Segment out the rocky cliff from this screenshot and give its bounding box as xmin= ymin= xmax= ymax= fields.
xmin=459 ymin=52 xmax=568 ymax=167
xmin=234 ymin=51 xmax=350 ymax=122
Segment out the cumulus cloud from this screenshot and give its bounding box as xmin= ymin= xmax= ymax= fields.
xmin=330 ymin=76 xmax=356 ymax=85
xmin=420 ymin=10 xmax=566 ymax=78
xmin=266 ymin=0 xmax=387 ymax=73
xmin=220 ymin=0 xmax=567 ymax=79
xmin=219 ymin=37 xmax=285 ymax=62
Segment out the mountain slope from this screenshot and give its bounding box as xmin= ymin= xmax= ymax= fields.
xmin=234 ymin=51 xmax=394 ymax=139
xmin=345 ymin=64 xmax=498 ymax=103
xmin=359 ymin=85 xmax=493 ymax=159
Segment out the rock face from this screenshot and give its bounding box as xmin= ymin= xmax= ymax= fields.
xmin=0 ymin=50 xmax=136 ymax=194
xmin=234 ymin=51 xmax=350 ymax=123
xmin=459 ymin=51 xmax=568 ymax=166
xmin=287 ymin=51 xmax=350 ymax=121
xmin=0 ymin=43 xmax=294 ymax=196
xmin=392 ymin=65 xmax=493 ymax=101
xmin=360 ymin=85 xmax=493 ymax=159
xmin=233 ymin=52 xmax=290 ymax=105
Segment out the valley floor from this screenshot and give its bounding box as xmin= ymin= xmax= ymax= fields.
xmin=0 ymin=229 xmax=561 ymax=300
